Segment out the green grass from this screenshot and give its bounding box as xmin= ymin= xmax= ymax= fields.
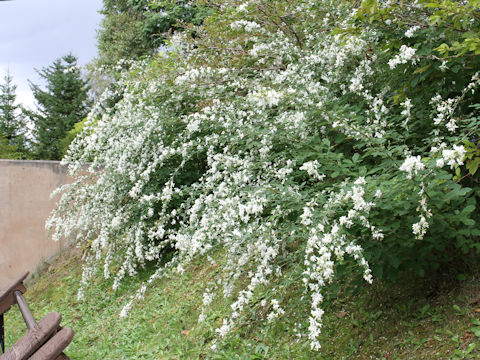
xmin=3 ymin=247 xmax=480 ymax=359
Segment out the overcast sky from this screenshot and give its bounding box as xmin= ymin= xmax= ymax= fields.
xmin=0 ymin=0 xmax=103 ymax=109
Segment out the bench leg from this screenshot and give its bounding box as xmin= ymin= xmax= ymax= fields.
xmin=1 ymin=314 xmax=4 ymax=353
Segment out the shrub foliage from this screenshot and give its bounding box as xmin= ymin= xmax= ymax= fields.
xmin=48 ymin=0 xmax=480 ymax=351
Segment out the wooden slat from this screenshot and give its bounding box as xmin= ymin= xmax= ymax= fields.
xmin=54 ymin=354 xmax=69 ymax=360
xmin=0 ymin=312 xmax=61 ymax=360
xmin=14 ymin=292 xmax=36 ymax=330
xmin=0 ymin=273 xmax=28 ymax=315
xmin=28 ymin=328 xmax=73 ymax=360
xmin=51 ymin=328 xmax=70 ymax=360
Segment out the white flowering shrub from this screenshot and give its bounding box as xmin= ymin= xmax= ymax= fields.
xmin=47 ymin=0 xmax=480 ymax=351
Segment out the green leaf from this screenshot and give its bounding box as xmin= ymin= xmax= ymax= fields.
xmin=466 ymin=157 xmax=480 ymax=175
xmin=471 ymin=326 xmax=480 ymax=338
xmin=455 ymin=167 xmax=461 ymax=178
xmin=465 ymin=342 xmax=476 ymax=354
xmin=462 ymin=205 xmax=476 ymax=215
xmin=361 ymin=0 xmax=378 ymax=14
xmin=413 ymin=63 xmax=432 ymax=74
xmin=435 ymin=43 xmax=450 ymax=54
xmin=388 ymin=255 xmax=401 ymax=269
xmin=461 ymin=218 xmax=475 ymax=226
xmin=371 ymin=264 xmax=383 ymax=279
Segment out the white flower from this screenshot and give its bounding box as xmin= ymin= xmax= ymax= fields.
xmin=216 ymin=320 xmax=233 ymax=337
xmin=301 ymin=207 xmax=313 ymax=226
xmin=441 ymin=145 xmax=466 ymax=169
xmin=388 ymin=45 xmax=417 ymax=69
xmin=401 ymin=98 xmax=412 ymax=127
xmin=300 ymin=160 xmax=326 ymax=181
xmin=404 ymin=26 xmax=420 ymax=38
xmin=267 ymin=299 xmax=285 ymax=322
xmin=399 ymin=156 xmax=425 ymax=179
xmin=111 ymin=216 xmax=122 ymax=230
xmin=248 ymin=88 xmax=282 ymax=108
xmin=230 ymin=20 xmax=262 ymax=32
xmin=187 ymin=119 xmax=201 ymax=133
xmin=436 ymin=158 xmax=445 ymax=168
xmin=412 ymin=215 xmax=429 ymax=240
xmin=354 ymin=177 xmax=366 ymax=185
xmin=237 ymin=3 xmax=248 ymax=12
xmin=446 ymin=118 xmax=458 ymax=133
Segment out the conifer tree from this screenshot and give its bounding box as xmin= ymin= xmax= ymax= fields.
xmin=28 ymin=54 xmax=90 ymax=160
xmin=0 ymin=70 xmax=27 ymax=155
xmin=0 ymin=135 xmax=23 ymax=159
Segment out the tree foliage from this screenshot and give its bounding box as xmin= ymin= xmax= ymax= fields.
xmin=28 ymin=54 xmax=90 ymax=160
xmin=58 ymin=118 xmax=87 ymax=158
xmin=0 ymin=71 xmax=28 ymax=158
xmin=96 ymin=0 xmax=214 ymax=67
xmin=0 ymin=135 xmax=23 ymax=159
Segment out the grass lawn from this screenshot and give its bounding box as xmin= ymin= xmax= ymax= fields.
xmin=3 ymin=246 xmax=480 ymax=359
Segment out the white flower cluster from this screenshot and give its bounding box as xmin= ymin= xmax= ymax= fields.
xmin=412 ymin=215 xmax=429 ymax=239
xmin=388 ymin=45 xmax=417 ymax=69
xmin=198 ymin=287 xmax=216 ymax=323
xmin=248 ymin=88 xmax=283 ymax=108
xmin=436 ymin=145 xmax=466 ymax=169
xmin=432 ymin=96 xmax=457 ymax=132
xmin=266 ymin=299 xmax=285 ymax=322
xmin=412 ymin=184 xmax=432 ymax=240
xmin=400 ymin=98 xmax=412 ymax=128
xmin=404 ymin=25 xmax=420 ymax=38
xmin=300 ymin=160 xmax=326 ymax=181
xmin=303 ymin=178 xmax=378 ymax=349
xmin=399 ymin=155 xmax=425 ymax=179
xmin=230 ymin=20 xmax=263 ymax=33
xmin=430 ymin=73 xmax=480 ymax=135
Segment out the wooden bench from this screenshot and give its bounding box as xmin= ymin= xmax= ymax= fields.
xmin=0 ymin=272 xmax=74 ymax=360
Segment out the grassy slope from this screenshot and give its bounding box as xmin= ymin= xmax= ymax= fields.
xmin=4 ymin=246 xmax=480 ymax=359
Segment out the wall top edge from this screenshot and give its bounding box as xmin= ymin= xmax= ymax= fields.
xmin=0 ymin=160 xmax=70 ymax=174
xmin=0 ymin=159 xmax=64 ymax=165
xmin=0 ymin=159 xmax=60 ymax=164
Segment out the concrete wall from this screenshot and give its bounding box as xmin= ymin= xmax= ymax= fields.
xmin=0 ymin=160 xmax=71 ymax=288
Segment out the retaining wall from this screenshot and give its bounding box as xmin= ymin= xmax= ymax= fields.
xmin=0 ymin=160 xmax=71 ymax=288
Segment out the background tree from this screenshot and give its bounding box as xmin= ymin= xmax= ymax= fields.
xmin=96 ymin=0 xmax=213 ymax=68
xmin=0 ymin=136 xmax=23 ymax=159
xmin=0 ymin=71 xmax=28 ymax=158
xmin=28 ymin=54 xmax=90 ymax=160
xmin=90 ymin=0 xmax=214 ymax=113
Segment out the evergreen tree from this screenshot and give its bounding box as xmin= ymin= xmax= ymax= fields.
xmin=0 ymin=70 xmax=27 ymax=154
xmin=28 ymin=54 xmax=90 ymax=160
xmin=0 ymin=135 xmax=23 ymax=159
